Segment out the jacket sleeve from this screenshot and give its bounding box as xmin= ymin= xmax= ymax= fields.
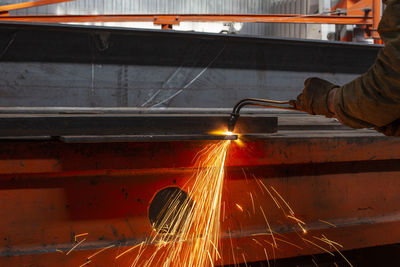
xmin=333 ymin=0 xmax=400 ymax=131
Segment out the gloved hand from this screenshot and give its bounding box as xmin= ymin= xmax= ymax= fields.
xmin=293 ymin=77 xmax=339 ymax=117
xmin=375 ymin=118 xmax=400 ymax=136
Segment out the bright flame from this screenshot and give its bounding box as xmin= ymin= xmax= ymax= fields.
xmin=208 ymin=130 xmax=232 ymax=136
xmin=118 ymin=141 xmax=230 ymax=266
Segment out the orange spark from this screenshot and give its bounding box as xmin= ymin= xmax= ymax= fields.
xmin=79 ymin=260 xmax=91 ymax=267
xmin=115 ymin=242 xmax=144 ymax=259
xmin=287 ymin=215 xmax=306 ymax=225
xmin=229 ymin=228 xmax=237 ymax=266
xmin=322 ymin=234 xmax=343 ymax=248
xmin=242 ymin=253 xmax=248 ymax=267
xmin=87 ymin=244 xmax=115 ymax=260
xmin=270 ymin=186 xmax=295 ymax=215
xmin=252 ymin=238 xmax=263 ymax=247
xmin=319 ymin=219 xmax=337 ymax=228
xmin=263 ymin=248 xmax=270 ymax=267
xmin=331 ymin=244 xmax=353 ymax=267
xmin=262 ymin=182 xmax=282 ymax=210
xmin=66 ymin=238 xmax=86 ymax=256
xmin=274 ymin=237 xmax=304 ymax=250
xmin=301 ymin=238 xmax=334 ymax=256
xmin=259 ymin=206 xmax=277 ymax=248
xmin=313 ymin=235 xmax=343 ymax=248
xmin=251 ymin=232 xmax=272 ymax=237
xmin=222 ymin=201 xmax=226 ymax=222
xmin=249 ymin=192 xmax=255 ymax=215
xmin=235 ymin=203 xmax=244 ymax=212
xmin=74 ymin=232 xmax=88 ymax=241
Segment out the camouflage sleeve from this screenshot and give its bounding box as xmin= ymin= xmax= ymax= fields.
xmin=333 ymin=0 xmax=400 ymax=131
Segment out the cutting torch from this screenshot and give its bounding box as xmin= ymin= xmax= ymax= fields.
xmin=228 ymin=98 xmax=300 ymax=132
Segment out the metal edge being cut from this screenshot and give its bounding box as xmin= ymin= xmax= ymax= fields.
xmin=0 ymin=114 xmax=277 ymax=141
xmin=58 ymin=134 xmax=238 ymax=143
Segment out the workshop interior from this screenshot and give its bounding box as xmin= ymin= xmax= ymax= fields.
xmin=0 ymin=0 xmax=399 ymax=266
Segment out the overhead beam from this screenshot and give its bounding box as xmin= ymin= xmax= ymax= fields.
xmin=0 ymin=14 xmax=373 ymax=25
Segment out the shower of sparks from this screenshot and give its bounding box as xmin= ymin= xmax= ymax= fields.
xmin=249 ymin=175 xmax=352 ymax=266
xmin=116 ymin=141 xmax=230 ymax=267
xmin=70 ymin=139 xmax=353 ymax=267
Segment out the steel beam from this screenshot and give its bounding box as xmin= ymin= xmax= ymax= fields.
xmin=58 ymin=134 xmax=238 ymax=143
xmin=0 ymin=114 xmax=277 ymax=137
xmin=0 ymin=22 xmax=380 ymax=109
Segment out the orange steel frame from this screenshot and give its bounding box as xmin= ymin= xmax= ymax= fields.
xmin=0 ymin=0 xmax=382 ymax=42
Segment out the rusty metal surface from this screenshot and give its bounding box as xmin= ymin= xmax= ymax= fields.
xmin=0 ymin=115 xmax=399 ymax=266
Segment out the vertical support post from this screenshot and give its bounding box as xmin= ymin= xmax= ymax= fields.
xmin=319 ymin=0 xmax=335 ymax=40
xmin=372 ymin=0 xmax=382 ymax=44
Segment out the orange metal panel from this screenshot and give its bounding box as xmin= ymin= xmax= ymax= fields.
xmin=347 ymin=0 xmax=373 ymax=16
xmin=0 ymin=136 xmax=398 ymax=265
xmin=331 ymin=0 xmax=382 ymax=41
xmin=331 ymin=0 xmax=373 ymax=16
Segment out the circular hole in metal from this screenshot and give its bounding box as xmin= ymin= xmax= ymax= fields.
xmin=148 ymin=186 xmax=193 ymax=235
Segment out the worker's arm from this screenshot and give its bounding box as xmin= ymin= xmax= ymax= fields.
xmin=296 ymin=0 xmax=400 ymax=136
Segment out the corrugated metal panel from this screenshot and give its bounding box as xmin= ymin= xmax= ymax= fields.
xmin=5 ymin=0 xmax=319 ymax=38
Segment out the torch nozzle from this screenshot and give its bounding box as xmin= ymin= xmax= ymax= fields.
xmin=228 ymin=113 xmax=238 ymax=132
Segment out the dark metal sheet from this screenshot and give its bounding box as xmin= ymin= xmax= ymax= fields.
xmin=0 ymin=23 xmax=380 ymax=108
xmin=0 ymin=22 xmax=379 ymax=73
xmin=0 ymin=114 xmax=277 ymax=137
xmin=58 ymin=134 xmax=238 ymax=143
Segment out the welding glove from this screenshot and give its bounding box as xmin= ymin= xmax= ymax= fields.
xmin=375 ymin=119 xmax=400 ymax=136
xmin=294 ymin=77 xmax=339 ymax=118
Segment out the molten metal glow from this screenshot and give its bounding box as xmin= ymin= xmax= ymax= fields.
xmin=118 ymin=141 xmax=230 ymax=266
